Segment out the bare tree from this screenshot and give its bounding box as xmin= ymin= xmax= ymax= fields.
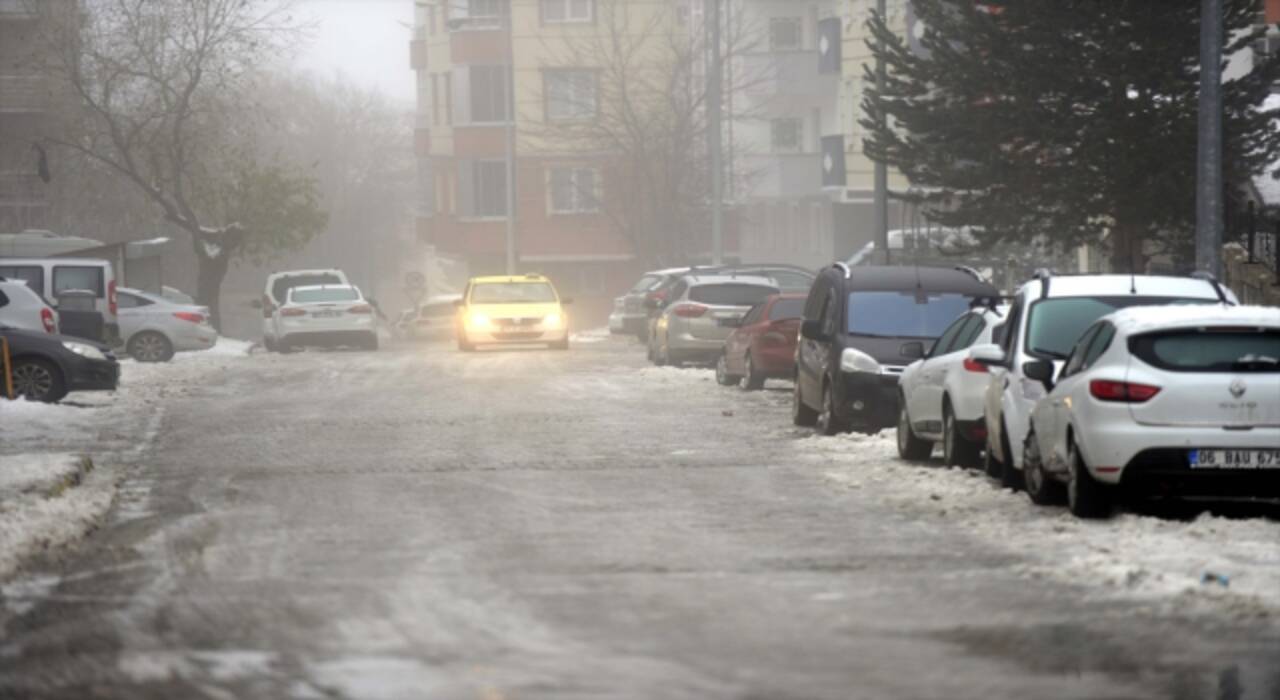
xmin=527 ymin=0 xmax=764 ymax=267
xmin=39 ymin=0 xmax=326 ymax=328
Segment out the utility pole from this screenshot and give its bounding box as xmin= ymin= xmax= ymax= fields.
xmin=505 ymin=7 xmax=518 ymax=274
xmin=1196 ymin=0 xmax=1223 ymax=279
xmin=706 ymin=0 xmax=724 ymax=265
xmin=873 ymin=0 xmax=889 ymax=265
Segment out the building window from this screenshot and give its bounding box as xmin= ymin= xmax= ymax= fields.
xmin=543 ymin=0 xmax=592 ymax=23
xmin=548 ymin=167 xmax=599 ymax=214
xmin=468 ymin=0 xmax=509 ymax=19
xmin=431 ymin=74 xmax=440 ymax=125
xmin=444 ymin=73 xmax=453 ymax=125
xmin=771 ymin=118 xmax=802 ymax=152
xmin=470 ymin=65 xmax=510 ymax=122
xmin=460 ymin=160 xmax=508 ymax=218
xmin=545 ymin=70 xmax=597 ymax=121
xmin=770 ymin=17 xmax=802 ymax=51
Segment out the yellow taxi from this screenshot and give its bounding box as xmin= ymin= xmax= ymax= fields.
xmin=455 ymin=274 xmax=571 ymax=351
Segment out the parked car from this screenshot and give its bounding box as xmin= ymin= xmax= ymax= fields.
xmin=793 ymin=264 xmax=1000 ymax=436
xmin=395 ymin=294 xmax=462 ymax=341
xmin=0 ymin=325 xmax=119 ymax=403
xmin=897 ymin=304 xmax=1007 ymax=466
xmin=455 ymin=274 xmax=571 ymax=351
xmin=648 ymin=274 xmax=780 ymax=367
xmin=715 ymin=293 xmax=806 ymax=390
xmin=721 ymin=264 xmax=815 ymax=292
xmin=1019 ymin=305 xmax=1278 ymax=518
xmin=275 ymin=284 xmax=379 ymax=351
xmin=259 ymin=268 xmax=350 ymax=352
xmin=609 ymin=270 xmax=677 ymax=337
xmin=969 ymin=271 xmax=1239 ymax=496
xmin=0 ymin=277 xmax=58 ymax=335
xmin=117 ymin=287 xmax=217 ymax=362
xmin=0 ymin=257 xmax=119 ymax=345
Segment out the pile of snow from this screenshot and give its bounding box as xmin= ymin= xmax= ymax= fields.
xmin=570 ymin=327 xmax=612 ymax=343
xmin=805 ymin=432 xmax=1280 ymax=618
xmin=0 ymin=453 xmax=110 ymax=579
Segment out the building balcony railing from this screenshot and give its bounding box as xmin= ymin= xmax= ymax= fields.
xmin=0 ymin=75 xmax=48 ymax=112
xmin=0 ymin=172 xmax=48 ymax=205
xmin=741 ymin=51 xmax=838 ymax=103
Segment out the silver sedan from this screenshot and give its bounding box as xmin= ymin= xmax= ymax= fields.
xmin=117 ymin=288 xmax=217 ymax=362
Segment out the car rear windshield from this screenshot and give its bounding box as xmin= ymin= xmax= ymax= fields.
xmin=768 ymin=298 xmax=806 ymax=321
xmin=1026 ymin=296 xmax=1213 ymax=359
xmin=689 ymin=284 xmax=779 ymax=306
xmin=292 ymin=287 xmax=359 ymax=303
xmin=1130 ymin=329 xmax=1280 ymax=373
xmin=628 ymin=275 xmax=663 ymax=293
xmin=846 ymin=292 xmax=974 ymax=338
xmin=471 ymin=282 xmax=557 ymax=304
xmin=274 ymin=274 xmax=342 ymax=302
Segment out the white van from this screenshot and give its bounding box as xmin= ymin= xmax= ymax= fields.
xmin=258 ymin=268 xmax=350 ymax=351
xmin=0 ymin=257 xmax=119 ymax=344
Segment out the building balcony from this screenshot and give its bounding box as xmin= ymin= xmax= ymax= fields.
xmin=741 ymin=51 xmax=838 ymax=106
xmin=741 ymin=152 xmax=823 ymax=199
xmin=0 ymin=75 xmax=48 ymax=113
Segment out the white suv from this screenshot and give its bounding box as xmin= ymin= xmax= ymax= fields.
xmin=260 ymin=269 xmax=349 ymax=352
xmin=1021 ymin=305 xmax=1279 ymax=518
xmin=968 ymin=272 xmax=1238 ymax=496
xmin=897 ymin=305 xmax=1006 ymax=467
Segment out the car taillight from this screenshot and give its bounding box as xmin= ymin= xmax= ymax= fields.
xmin=108 ymin=280 xmax=117 ymax=317
xmin=1089 ymin=379 xmax=1161 ymax=403
xmin=40 ymin=307 xmax=56 ymax=334
xmin=963 ymin=357 xmax=988 ymax=374
xmin=673 ymin=303 xmax=708 ymax=318
xmin=348 ymin=304 xmax=374 ymax=314
xmin=173 ymin=312 xmax=205 ymax=324
xmin=281 ymin=307 xmax=307 ymax=317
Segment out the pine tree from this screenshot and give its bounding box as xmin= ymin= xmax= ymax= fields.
xmin=861 ymin=1 xmax=1280 ymax=271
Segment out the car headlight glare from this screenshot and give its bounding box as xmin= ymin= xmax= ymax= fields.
xmin=467 ymin=312 xmax=491 ymax=329
xmin=840 ymin=347 xmax=882 ymax=374
xmin=63 ymin=341 xmax=108 ymax=361
xmin=544 ymin=313 xmax=563 ymax=329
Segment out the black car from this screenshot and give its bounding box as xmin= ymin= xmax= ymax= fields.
xmin=793 ymin=264 xmax=999 ymax=435
xmin=1 ymin=326 xmax=120 ymax=403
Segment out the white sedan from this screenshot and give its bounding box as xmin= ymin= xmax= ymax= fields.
xmin=276 ymin=285 xmax=378 ymax=351
xmin=1021 ymin=305 xmax=1280 ymax=518
xmin=897 ymin=305 xmax=1006 ymax=467
xmin=117 ymin=287 xmax=217 ymax=362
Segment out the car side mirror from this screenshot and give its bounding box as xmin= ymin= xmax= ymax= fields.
xmin=1023 ymin=359 xmax=1055 ymax=390
xmin=899 ymin=341 xmax=925 ymax=360
xmin=968 ymin=343 xmax=1006 ymax=367
xmin=800 ymin=319 xmax=829 ymax=342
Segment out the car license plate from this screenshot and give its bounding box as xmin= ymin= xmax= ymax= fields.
xmin=313 ymin=310 xmax=342 ymax=318
xmin=1189 ymin=449 xmax=1280 ymax=469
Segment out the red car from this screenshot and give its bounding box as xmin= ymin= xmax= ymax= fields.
xmin=715 ymin=293 xmax=806 ymax=390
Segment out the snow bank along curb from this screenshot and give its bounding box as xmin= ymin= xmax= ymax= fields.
xmin=0 ymin=338 xmax=253 ymax=581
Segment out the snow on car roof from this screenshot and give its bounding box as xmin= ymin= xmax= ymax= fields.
xmin=290 ymin=284 xmax=354 ymax=292
xmin=1022 ymin=274 xmax=1227 ymax=300
xmin=1103 ymin=304 xmax=1280 ymax=336
xmin=683 ymin=274 xmax=779 ymax=287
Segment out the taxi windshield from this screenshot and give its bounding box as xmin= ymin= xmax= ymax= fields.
xmin=471 ymin=282 xmax=558 ymax=304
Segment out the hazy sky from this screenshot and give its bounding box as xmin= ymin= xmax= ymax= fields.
xmin=295 ymin=0 xmax=416 ymax=105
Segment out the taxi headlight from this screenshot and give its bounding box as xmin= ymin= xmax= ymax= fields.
xmin=467 ymin=312 xmax=491 ymax=329
xmin=840 ymin=348 xmax=881 ymax=374
xmin=544 ymin=313 xmax=563 ymax=329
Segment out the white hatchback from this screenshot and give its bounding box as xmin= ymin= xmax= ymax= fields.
xmin=0 ymin=278 xmax=58 ymax=335
xmin=275 ymin=285 xmax=378 ymax=351
xmin=897 ymin=305 xmax=1007 ymax=467
xmin=1021 ymin=305 xmax=1280 ymax=518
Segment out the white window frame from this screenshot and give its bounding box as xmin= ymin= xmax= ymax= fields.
xmin=545 ymin=69 xmax=597 ymax=121
xmin=542 ymin=0 xmax=593 ymax=24
xmin=547 ymin=166 xmax=600 ymax=215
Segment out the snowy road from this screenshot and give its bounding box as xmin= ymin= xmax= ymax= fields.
xmin=1 ymin=336 xmax=1278 ymax=699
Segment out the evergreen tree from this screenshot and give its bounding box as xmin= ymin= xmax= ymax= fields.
xmin=861 ymin=1 xmax=1280 ymax=271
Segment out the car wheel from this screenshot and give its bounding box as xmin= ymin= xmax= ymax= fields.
xmin=1022 ymin=429 xmax=1066 ymax=506
xmin=792 ymin=375 xmax=818 ymax=427
xmin=1068 ymin=438 xmax=1113 ymax=519
xmin=816 ymin=380 xmax=848 ymax=436
xmin=997 ymin=418 xmax=1023 ymax=490
xmin=11 ymin=358 xmax=67 ymax=403
xmin=742 ymin=353 xmax=765 ymax=391
xmin=897 ymin=400 xmax=932 ymax=460
xmin=715 ymin=353 xmax=740 ymax=386
xmin=942 ymin=403 xmax=981 ymax=469
xmin=128 ymin=331 xmax=174 ymax=363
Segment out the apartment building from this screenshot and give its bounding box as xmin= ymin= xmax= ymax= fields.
xmin=0 ymin=0 xmax=73 ymax=233
xmin=412 ymin=0 xmax=670 ymax=304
